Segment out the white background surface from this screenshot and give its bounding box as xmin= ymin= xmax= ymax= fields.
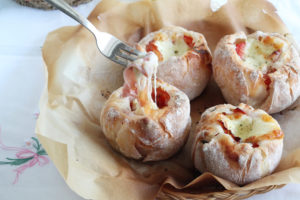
xmin=0 ymin=0 xmax=299 ymax=199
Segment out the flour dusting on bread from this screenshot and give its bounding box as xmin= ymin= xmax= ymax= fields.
xmin=213 ymin=31 xmax=300 ymax=114
xmin=192 ymin=103 xmax=284 ymax=185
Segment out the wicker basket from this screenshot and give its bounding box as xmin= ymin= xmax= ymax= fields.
xmin=14 ymin=0 xmax=92 ymax=10
xmin=157 ymin=185 xmax=286 ymax=200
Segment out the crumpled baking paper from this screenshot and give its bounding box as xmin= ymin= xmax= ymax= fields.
xmin=36 ymin=0 xmax=300 ymax=199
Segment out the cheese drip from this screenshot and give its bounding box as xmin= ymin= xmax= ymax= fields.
xmin=123 ymin=52 xmax=160 ymax=114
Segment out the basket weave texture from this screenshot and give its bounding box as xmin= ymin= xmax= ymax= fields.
xmin=157 ymin=184 xmax=286 ymax=200
xmin=14 ymin=0 xmax=92 ymax=10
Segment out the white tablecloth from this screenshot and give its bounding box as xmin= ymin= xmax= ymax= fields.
xmin=0 ymin=0 xmax=299 ymax=199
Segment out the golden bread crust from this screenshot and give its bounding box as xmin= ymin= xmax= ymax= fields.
xmin=192 ymin=103 xmax=283 ymax=185
xmin=137 ymin=26 xmax=212 ymax=100
xmin=213 ymin=31 xmax=300 ymax=114
xmin=100 ymin=81 xmax=191 ymax=162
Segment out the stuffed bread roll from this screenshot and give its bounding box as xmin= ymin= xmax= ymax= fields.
xmin=137 ymin=26 xmax=212 ymax=100
xmin=213 ymin=31 xmax=300 ymax=114
xmin=100 ymin=53 xmax=191 ymax=161
xmin=192 ymin=103 xmax=283 ymax=185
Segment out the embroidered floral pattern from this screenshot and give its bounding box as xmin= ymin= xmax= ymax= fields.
xmin=0 ymin=128 xmax=49 ymax=184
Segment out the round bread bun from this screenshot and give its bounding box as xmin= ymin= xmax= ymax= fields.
xmin=136 ymin=26 xmax=212 ymax=100
xmin=14 ymin=0 xmax=92 ymax=10
xmin=191 ymin=103 xmax=284 ymax=185
xmin=100 ymin=53 xmax=191 ymax=162
xmin=213 ymin=31 xmax=300 ymax=114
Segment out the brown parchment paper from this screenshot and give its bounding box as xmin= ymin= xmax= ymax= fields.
xmin=36 ymin=0 xmax=300 ymax=199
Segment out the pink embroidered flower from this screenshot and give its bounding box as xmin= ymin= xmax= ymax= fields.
xmin=0 ymin=128 xmax=49 ymax=184
xmin=24 ymin=139 xmax=32 ymax=147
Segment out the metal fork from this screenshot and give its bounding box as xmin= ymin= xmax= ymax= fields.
xmin=44 ymin=0 xmax=144 ymax=66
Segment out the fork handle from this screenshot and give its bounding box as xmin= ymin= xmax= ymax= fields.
xmin=44 ymin=0 xmax=99 ymax=36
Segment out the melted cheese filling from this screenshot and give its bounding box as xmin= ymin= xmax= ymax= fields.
xmin=244 ymin=37 xmax=285 ymax=71
xmin=127 ymin=53 xmax=171 ymax=118
xmin=156 ymin=38 xmax=190 ymax=61
xmin=134 ymin=72 xmax=158 ymax=114
xmin=132 ymin=82 xmax=171 ymax=119
xmin=222 ymin=113 xmax=279 ymax=141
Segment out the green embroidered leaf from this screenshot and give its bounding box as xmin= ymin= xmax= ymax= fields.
xmin=0 ymin=161 xmax=11 ymax=165
xmin=37 ymin=149 xmax=47 ymax=156
xmin=31 ymin=137 xmax=41 ymax=151
xmin=33 ymin=143 xmax=38 ymax=150
xmin=0 ymin=137 xmax=47 ymax=167
xmin=0 ymin=157 xmax=33 ymax=166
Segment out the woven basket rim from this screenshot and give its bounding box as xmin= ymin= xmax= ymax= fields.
xmin=158 ymin=184 xmax=286 ymax=200
xmin=14 ymin=0 xmax=93 ymax=10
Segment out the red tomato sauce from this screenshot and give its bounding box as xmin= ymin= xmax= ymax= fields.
xmin=151 ymin=87 xmax=170 ymax=109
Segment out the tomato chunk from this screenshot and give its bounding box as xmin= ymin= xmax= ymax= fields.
xmin=263 ymin=74 xmax=271 ymax=91
xmin=146 ymin=40 xmax=163 ymax=61
xmin=151 ymin=87 xmax=170 ymax=109
xmin=184 ymin=35 xmax=194 ymax=48
xmin=233 ymin=107 xmax=246 ymax=115
xmin=236 ymin=42 xmax=246 ymax=59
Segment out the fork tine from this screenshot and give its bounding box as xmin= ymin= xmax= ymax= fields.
xmin=119 ymin=43 xmax=144 ymax=56
xmin=111 ymin=55 xmax=129 ymax=67
xmin=116 ymin=50 xmax=137 ymax=61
